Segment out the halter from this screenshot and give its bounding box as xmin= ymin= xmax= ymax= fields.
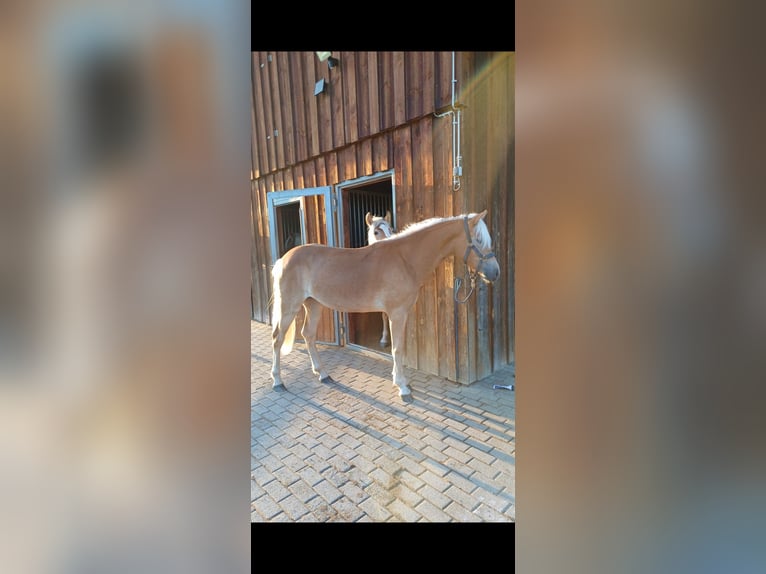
xmin=454 ymin=216 xmax=495 ymax=303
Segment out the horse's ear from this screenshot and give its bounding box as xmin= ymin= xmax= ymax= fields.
xmin=365 ymin=212 xmax=373 ymax=227
xmin=385 ymin=210 xmax=392 ymax=225
xmin=469 ymin=210 xmax=488 ymax=226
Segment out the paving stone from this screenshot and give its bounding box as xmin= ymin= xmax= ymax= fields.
xmin=444 ymin=500 xmax=481 ymax=522
xmin=358 ymin=497 xmax=393 ymax=521
xmin=420 ymin=483 xmax=451 ymax=510
xmin=415 ymin=499 xmax=452 ymax=522
xmin=388 ymin=498 xmax=422 ymax=522
xmin=444 ymin=445 xmax=473 ymax=465
xmin=444 ymin=484 xmax=479 ymax=512
xmin=251 ymin=494 xmax=281 ymax=520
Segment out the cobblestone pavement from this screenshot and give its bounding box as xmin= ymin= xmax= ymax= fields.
xmin=251 ymin=320 xmax=515 ymax=522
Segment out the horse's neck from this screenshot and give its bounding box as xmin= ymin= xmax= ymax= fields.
xmin=403 ymin=220 xmax=463 ymax=284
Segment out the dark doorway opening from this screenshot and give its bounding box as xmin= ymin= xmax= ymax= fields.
xmin=274 ymin=202 xmax=302 ymax=258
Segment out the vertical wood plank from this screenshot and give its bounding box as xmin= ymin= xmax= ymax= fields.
xmin=367 ymin=52 xmax=380 ymax=135
xmin=260 ymin=51 xmax=277 ymax=172
xmin=289 ymin=51 xmax=308 ymax=162
xmin=250 ymin=180 xmax=261 ymax=320
xmin=268 ymin=52 xmax=284 ymax=169
xmin=305 ymin=193 xmax=320 ymax=244
xmin=315 ymin=155 xmax=327 ymax=187
xmin=315 ymin=156 xmax=337 ymax=344
xmin=474 ymin=52 xmax=493 ymax=381
xmin=433 ymin=112 xmax=456 ymax=381
xmin=325 ymin=150 xmax=339 ymax=188
xmin=292 ymin=165 xmax=303 ymax=190
xmin=372 ymin=132 xmax=388 ymax=173
xmin=357 ymin=52 xmax=370 ymax=140
xmin=393 ymin=51 xmax=406 ymax=126
xmin=250 ymin=181 xmax=263 ymax=322
xmin=359 ymin=137 xmax=373 ymax=178
xmin=251 ymin=52 xmax=270 ymax=176
xmin=405 ymin=51 xmax=423 ymax=121
xmin=388 ymin=131 xmax=395 ymax=172
xmin=254 ymin=179 xmax=271 ymax=321
xmin=342 ymin=51 xmax=359 ymax=144
xmin=455 ymin=51 xmax=473 ymax=383
xmin=276 ymin=51 xmax=296 ymax=166
xmin=304 ymin=52 xmax=320 ymax=158
xmin=422 ymin=51 xmax=435 ymax=116
xmin=282 ymin=167 xmax=293 ymax=191
xmin=330 ymin=51 xmax=345 ymax=149
xmin=379 ymin=52 xmax=394 ymax=131
xmin=491 ymin=52 xmax=513 ymax=370
xmin=339 ymin=146 xmax=355 ymax=183
xmin=273 ymin=171 xmax=284 ymax=192
xmin=436 ymin=51 xmax=453 ymax=111
xmin=255 ymin=56 xmax=261 ymax=182
xmin=393 ymin=124 xmax=416 ymax=368
xmin=317 ymin=56 xmax=333 ymax=154
xmin=303 ymin=159 xmax=317 ymax=189
xmin=413 ymin=116 xmax=437 ymax=375
xmin=251 ymin=178 xmax=262 ymax=321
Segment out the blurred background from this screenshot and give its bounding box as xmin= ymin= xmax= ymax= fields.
xmin=0 ymin=1 xmax=250 ymax=572
xmin=517 ymin=1 xmax=766 ymax=573
xmin=3 ymin=0 xmax=766 ymax=570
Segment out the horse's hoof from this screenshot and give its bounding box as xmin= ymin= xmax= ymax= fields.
xmin=320 ymin=376 xmax=336 ymax=385
xmin=400 ymin=393 xmax=413 ymax=404
xmin=273 ymin=384 xmax=286 ymax=392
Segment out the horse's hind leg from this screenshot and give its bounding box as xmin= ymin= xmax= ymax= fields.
xmin=380 ymin=312 xmax=390 ymax=347
xmin=271 ymin=302 xmax=301 ymax=390
xmin=301 ymin=298 xmax=335 ymax=384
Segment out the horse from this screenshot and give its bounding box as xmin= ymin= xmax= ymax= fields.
xmin=270 ymin=210 xmax=499 ymax=402
xmin=365 ymin=211 xmax=394 ymax=347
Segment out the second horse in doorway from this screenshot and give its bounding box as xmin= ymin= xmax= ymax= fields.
xmin=365 ymin=210 xmax=394 ymax=347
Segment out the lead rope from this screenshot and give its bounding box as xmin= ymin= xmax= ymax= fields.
xmin=453 ymin=270 xmax=476 ymax=304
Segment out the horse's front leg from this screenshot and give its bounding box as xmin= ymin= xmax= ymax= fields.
xmin=302 ymin=299 xmax=335 ymax=384
xmin=387 ymin=309 xmax=412 ymax=402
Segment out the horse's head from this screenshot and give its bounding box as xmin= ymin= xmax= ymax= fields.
xmin=463 ymin=210 xmax=500 ymax=283
xmin=365 ymin=211 xmax=394 ymax=245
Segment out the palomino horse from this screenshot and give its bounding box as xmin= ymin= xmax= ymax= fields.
xmin=270 ymin=210 xmax=499 ymax=402
xmin=365 ymin=210 xmax=394 ymax=347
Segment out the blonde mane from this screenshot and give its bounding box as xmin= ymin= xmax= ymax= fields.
xmin=392 ymin=214 xmax=492 ymax=250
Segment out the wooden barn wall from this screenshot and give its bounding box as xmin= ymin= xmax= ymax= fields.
xmin=458 ymin=52 xmax=515 ymax=377
xmin=251 ymin=51 xmax=514 ymax=384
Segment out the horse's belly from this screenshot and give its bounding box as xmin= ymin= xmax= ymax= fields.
xmin=311 ymin=291 xmax=384 ymax=313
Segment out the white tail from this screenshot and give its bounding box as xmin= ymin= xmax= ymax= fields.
xmin=271 ymin=258 xmax=296 ymax=356
xmin=281 ymin=320 xmax=296 ymax=356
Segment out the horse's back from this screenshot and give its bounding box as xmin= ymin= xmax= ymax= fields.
xmin=281 ymin=243 xmax=370 ymax=268
xmin=281 ymin=244 xmax=347 ymax=268
xmin=278 ymin=243 xmax=358 ymax=287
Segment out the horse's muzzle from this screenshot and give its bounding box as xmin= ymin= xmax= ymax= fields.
xmin=478 ymin=260 xmax=500 ymax=283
